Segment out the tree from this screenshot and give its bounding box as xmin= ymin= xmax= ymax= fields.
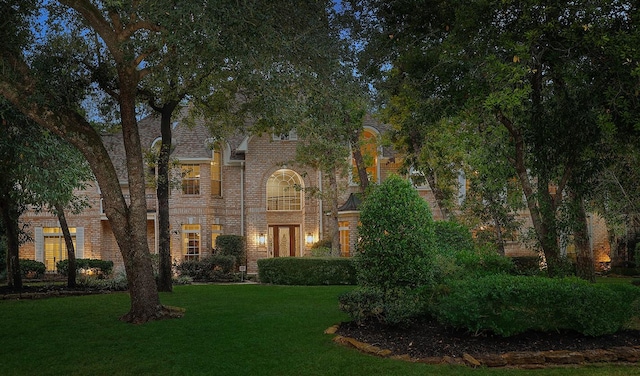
xmin=294 ymin=74 xmax=369 ymax=254
xmin=342 ymin=0 xmax=640 ymax=279
xmin=0 ymin=99 xmax=90 ymax=288
xmin=1 ymin=1 xmax=345 ymax=319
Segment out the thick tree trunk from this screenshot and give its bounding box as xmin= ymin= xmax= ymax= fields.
xmin=55 ymin=203 xmax=77 ymax=288
xmin=0 ymin=196 xmax=22 ymax=289
xmin=155 ymin=102 xmax=178 ymax=292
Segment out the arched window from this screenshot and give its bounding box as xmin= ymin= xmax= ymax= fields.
xmin=352 ymin=129 xmax=379 ymax=185
xmin=266 ymin=169 xmax=302 ymax=211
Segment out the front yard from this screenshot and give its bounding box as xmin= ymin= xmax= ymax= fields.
xmin=1 ymin=284 xmax=639 ymax=375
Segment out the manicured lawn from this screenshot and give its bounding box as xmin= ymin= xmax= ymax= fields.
xmin=1 ymin=284 xmax=640 ymax=375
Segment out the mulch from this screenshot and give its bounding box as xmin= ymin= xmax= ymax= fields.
xmin=336 ymin=316 xmax=640 ymax=359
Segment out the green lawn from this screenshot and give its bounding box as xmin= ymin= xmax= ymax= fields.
xmin=1 ymin=284 xmax=640 ymax=376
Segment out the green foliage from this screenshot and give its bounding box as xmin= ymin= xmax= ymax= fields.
xmin=176 ymin=255 xmax=237 ymax=282
xmin=56 ymin=259 xmax=114 ymax=277
xmin=338 ymin=286 xmax=428 ymax=326
xmin=429 ymin=221 xmax=514 ymax=284
xmin=19 ymin=259 xmax=45 ymax=277
xmin=77 ymin=270 xmax=129 ymax=291
xmin=257 ymin=257 xmax=356 ymax=285
xmin=432 ymin=275 xmax=640 ymax=337
xmin=214 ymin=235 xmax=246 ymax=268
xmin=510 ymin=256 xmax=543 ymax=276
xmin=311 ymin=239 xmax=333 ymax=249
xmin=433 ymin=220 xmax=474 ymax=252
xmin=355 ymin=175 xmax=435 ymax=290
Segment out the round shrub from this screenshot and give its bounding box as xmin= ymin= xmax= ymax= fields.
xmin=355 ymin=175 xmax=436 ymax=291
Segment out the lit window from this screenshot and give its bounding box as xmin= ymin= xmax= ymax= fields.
xmin=211 ymin=146 xmax=222 ymax=197
xmin=43 ymin=227 xmax=77 ymax=272
xmin=182 ymin=224 xmax=201 ymax=261
xmin=267 ymin=169 xmax=302 ymax=211
xmin=181 ymin=164 xmax=200 ymax=195
xmin=352 ymin=129 xmax=378 ymax=185
xmin=339 ymin=221 xmax=350 ymax=257
xmin=211 ymin=224 xmax=223 ymax=249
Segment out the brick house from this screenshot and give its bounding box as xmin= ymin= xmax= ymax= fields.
xmin=18 ymin=111 xmax=611 ymax=274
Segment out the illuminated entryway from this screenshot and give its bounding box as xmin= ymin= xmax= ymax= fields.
xmin=268 ymin=225 xmax=300 ymax=257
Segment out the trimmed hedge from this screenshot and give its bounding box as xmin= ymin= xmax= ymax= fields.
xmin=215 ymin=235 xmax=245 ymax=267
xmin=177 ymin=255 xmax=237 ymax=281
xmin=432 ymin=274 xmax=640 ymax=337
xmin=20 ymin=259 xmax=46 ymax=277
xmin=56 ymin=259 xmax=114 ymax=276
xmin=257 ymin=257 xmax=356 ymax=285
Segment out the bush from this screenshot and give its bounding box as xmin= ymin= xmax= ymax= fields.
xmin=56 ymin=259 xmax=114 ymax=277
xmin=19 ymin=259 xmax=46 ymax=278
xmin=432 ymin=274 xmax=640 ymax=337
xmin=311 ymin=239 xmax=333 ymax=249
xmin=511 ymin=256 xmax=543 ymax=276
xmin=176 ymin=255 xmax=237 ymax=282
xmin=215 ymin=235 xmax=246 ymax=268
xmin=355 ymin=175 xmax=436 ymax=291
xmin=78 ymin=269 xmax=128 ymax=291
xmin=339 ymin=286 xmax=428 ymax=326
xmin=257 ymin=257 xmax=356 ymax=285
xmin=433 ymin=221 xmax=474 ymax=253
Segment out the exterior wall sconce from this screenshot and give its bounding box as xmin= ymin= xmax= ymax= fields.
xmin=306 ymin=233 xmax=314 ymax=245
xmin=258 ymin=233 xmax=266 ymax=246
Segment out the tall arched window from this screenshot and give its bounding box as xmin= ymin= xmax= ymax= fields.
xmin=266 ymin=169 xmax=302 ymax=211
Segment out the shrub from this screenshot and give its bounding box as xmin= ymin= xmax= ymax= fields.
xmin=433 ymin=221 xmax=474 ymax=253
xmin=56 ymin=259 xmax=114 ymax=277
xmin=176 ymin=255 xmax=237 ymax=282
xmin=311 ymin=239 xmax=332 ymax=249
xmin=215 ymin=235 xmax=246 ymax=268
xmin=432 ymin=274 xmax=640 ymax=337
xmin=78 ymin=269 xmax=128 ymax=291
xmin=257 ymin=257 xmax=356 ymax=285
xmin=339 ymin=286 xmax=428 ymax=326
xmin=19 ymin=259 xmax=46 ymax=278
xmin=511 ymin=256 xmax=543 ymax=276
xmin=355 ymin=175 xmax=436 ymax=291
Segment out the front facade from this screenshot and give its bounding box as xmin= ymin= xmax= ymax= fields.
xmin=18 ymin=112 xmax=611 ymax=274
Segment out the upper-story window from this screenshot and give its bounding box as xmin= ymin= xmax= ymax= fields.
xmin=267 ymin=169 xmax=302 ymax=211
xmin=272 ymin=129 xmax=298 ymax=141
xmin=351 ymin=129 xmax=379 ymax=185
xmin=181 ymin=164 xmax=200 ymax=195
xmin=211 ymin=144 xmax=222 ymax=197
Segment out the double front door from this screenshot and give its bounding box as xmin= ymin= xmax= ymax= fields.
xmin=268 ymin=225 xmax=299 ymax=257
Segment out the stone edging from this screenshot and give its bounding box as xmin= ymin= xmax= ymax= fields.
xmin=324 ymin=324 xmax=640 ymax=368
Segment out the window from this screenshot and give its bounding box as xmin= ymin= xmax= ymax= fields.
xmin=272 ymin=129 xmax=298 ymax=141
xmin=352 ymin=129 xmax=378 ymax=185
xmin=181 ymin=164 xmax=200 ymax=195
xmin=42 ymin=227 xmax=77 ymax=272
xmin=211 ymin=224 xmax=223 ymax=249
xmin=267 ymin=169 xmax=302 ymax=211
xmin=182 ymin=224 xmax=201 ymax=261
xmin=339 ymin=221 xmax=350 ymax=257
xmin=211 ymin=145 xmax=222 ymax=197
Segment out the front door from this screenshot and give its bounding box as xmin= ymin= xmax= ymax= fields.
xmin=268 ymin=225 xmax=299 ymax=257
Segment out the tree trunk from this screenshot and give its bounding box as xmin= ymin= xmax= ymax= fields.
xmin=327 ymin=169 xmax=341 ymax=256
xmin=155 ymin=102 xmax=178 ymax=292
xmin=0 ymin=196 xmax=22 ymax=289
xmin=116 ymin=81 xmax=165 ymax=323
xmin=350 ymin=131 xmax=370 ymax=194
xmin=55 ymin=202 xmax=77 ymax=288
xmin=497 ymin=110 xmax=562 ymax=276
xmin=573 ymin=195 xmax=596 ymax=282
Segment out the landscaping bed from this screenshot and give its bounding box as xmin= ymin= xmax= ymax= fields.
xmin=336 ymin=317 xmax=640 ymax=366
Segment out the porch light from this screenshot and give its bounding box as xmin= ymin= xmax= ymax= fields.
xmin=306 ymin=233 xmax=314 ymax=245
xmin=258 ymin=233 xmax=266 ymax=246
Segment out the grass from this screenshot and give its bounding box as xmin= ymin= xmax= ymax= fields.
xmin=1 ymin=284 xmax=640 ymax=376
